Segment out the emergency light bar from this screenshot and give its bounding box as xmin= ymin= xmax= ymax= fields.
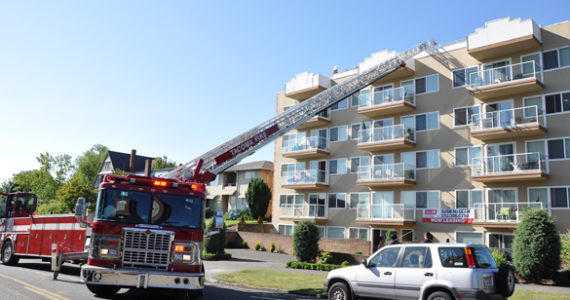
xmin=104 ymin=175 xmax=205 ymax=193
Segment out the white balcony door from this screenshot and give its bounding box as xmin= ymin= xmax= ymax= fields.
xmin=373 ymin=118 xmax=394 ymax=141
xmin=483 ymin=60 xmax=511 ymax=84
xmin=373 ymin=84 xmax=393 ymax=105
xmin=484 ymin=101 xmax=513 ymax=128
xmin=310 ymin=129 xmax=327 ymax=150
xmin=487 ymin=189 xmax=516 ymax=221
xmin=373 ymin=154 xmax=395 ymax=179
xmin=486 ymin=143 xmax=514 ymax=173
xmin=372 ymin=192 xmax=394 ymax=219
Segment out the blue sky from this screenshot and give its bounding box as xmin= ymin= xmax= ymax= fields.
xmin=0 ymin=1 xmax=568 ymax=182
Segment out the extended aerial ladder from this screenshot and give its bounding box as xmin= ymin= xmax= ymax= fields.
xmin=164 ymin=40 xmax=437 ymax=183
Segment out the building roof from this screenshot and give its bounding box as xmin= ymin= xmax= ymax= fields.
xmin=225 ymin=160 xmax=273 ymax=172
xmin=107 ymin=150 xmax=155 ymax=172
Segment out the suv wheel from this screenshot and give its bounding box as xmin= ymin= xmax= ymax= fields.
xmin=427 ymin=291 xmax=452 ymax=300
xmin=495 ymin=264 xmax=515 ymax=297
xmin=328 ymin=282 xmax=351 ymax=300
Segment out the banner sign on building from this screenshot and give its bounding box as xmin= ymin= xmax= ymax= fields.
xmin=422 ymin=208 xmax=474 ymax=224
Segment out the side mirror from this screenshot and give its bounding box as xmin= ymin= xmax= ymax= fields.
xmin=362 ymin=259 xmax=368 ymax=267
xmin=214 ymin=212 xmax=224 ymax=230
xmin=75 ymin=198 xmax=87 ymax=228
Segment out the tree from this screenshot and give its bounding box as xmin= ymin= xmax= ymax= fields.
xmin=293 ymin=220 xmax=320 ymax=262
xmin=203 ymin=217 xmax=226 ymax=255
xmin=513 ymin=209 xmax=561 ymax=282
xmin=152 ymin=155 xmax=177 ymax=170
xmin=55 ymin=177 xmax=97 ymax=213
xmin=74 ymin=144 xmax=107 ymax=185
xmin=36 ymin=152 xmax=75 ymax=183
xmin=245 ymin=178 xmax=271 ymax=219
xmin=13 ymin=169 xmax=59 ymax=205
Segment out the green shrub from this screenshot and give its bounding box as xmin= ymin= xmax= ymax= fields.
xmin=270 ymin=243 xmax=276 ymax=253
xmin=319 ymin=251 xmax=332 ymax=264
xmin=386 ymin=228 xmax=397 ymax=241
xmin=203 ymin=217 xmax=226 ymax=255
xmin=561 ymin=231 xmax=570 ymax=267
xmin=239 ymin=215 xmax=245 ymax=223
xmin=341 ymin=261 xmax=350 ymax=268
xmin=205 ymin=207 xmax=214 ymax=219
xmin=286 ymin=260 xmax=342 ymax=271
xmin=355 ymin=251 xmax=363 ymax=255
xmin=513 ymin=209 xmax=561 ymax=283
xmin=245 ymin=178 xmax=272 ymax=219
xmin=241 ymin=241 xmax=248 ymax=248
xmin=257 ymin=216 xmax=263 ymax=224
xmin=255 ymin=242 xmax=261 ymax=251
xmin=202 ymin=252 xmax=232 ymax=260
xmin=293 ymin=220 xmax=320 ymax=262
xmin=491 ymin=249 xmax=508 ymax=267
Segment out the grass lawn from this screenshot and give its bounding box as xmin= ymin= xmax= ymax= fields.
xmin=224 ymin=219 xmax=258 ymax=227
xmin=214 ymin=269 xmax=326 ymax=294
xmin=214 ymin=270 xmax=570 ymax=299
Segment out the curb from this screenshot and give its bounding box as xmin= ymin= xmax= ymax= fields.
xmin=208 ymin=278 xmax=326 ymax=298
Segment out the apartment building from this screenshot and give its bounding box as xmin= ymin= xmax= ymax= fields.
xmin=206 ymin=160 xmax=274 ymax=216
xmin=272 ymin=17 xmax=570 ymax=254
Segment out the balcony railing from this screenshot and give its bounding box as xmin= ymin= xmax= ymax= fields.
xmin=283 ymin=136 xmax=329 ymax=153
xmin=471 ymin=105 xmax=545 ymax=133
xmin=469 ymin=61 xmax=542 ymax=89
xmin=471 ymin=152 xmax=547 ymax=177
xmin=279 ymin=203 xmax=327 ymax=219
xmin=360 ymin=86 xmax=415 ymax=109
xmin=473 ymin=202 xmax=544 ymax=223
xmin=355 ymin=203 xmax=416 ymax=221
xmin=282 ymin=169 xmax=328 ymax=185
xmin=358 ymin=124 xmax=415 ymax=144
xmin=357 ymin=163 xmax=416 ymax=182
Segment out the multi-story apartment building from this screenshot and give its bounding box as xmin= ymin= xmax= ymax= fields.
xmin=272 ymin=17 xmax=570 ymax=254
xmin=206 ymin=160 xmax=274 ymax=216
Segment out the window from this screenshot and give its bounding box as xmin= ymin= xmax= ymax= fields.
xmin=281 ymin=162 xmax=304 ymax=177
xmin=330 ymin=98 xmax=348 ymax=111
xmin=455 ymin=190 xmax=483 ymax=208
xmin=532 ymin=137 xmax=570 ymax=160
xmin=351 ymin=121 xmax=371 ymax=139
xmin=279 ymin=194 xmax=304 ymax=216
xmin=402 ymin=150 xmax=440 ymax=169
xmin=349 ymin=228 xmax=368 ymax=240
xmin=456 ymin=232 xmax=483 ymax=244
xmin=401 ymin=229 xmax=414 ymax=243
xmin=528 ymin=186 xmax=570 ymax=209
xmin=350 ymin=156 xmax=370 ymax=174
xmin=308 ymin=193 xmax=326 ymax=217
xmin=452 ymin=66 xmax=478 ymax=87
xmin=455 ymin=146 xmax=482 ymax=167
xmin=351 ymin=89 xmax=371 ymax=108
xmin=544 ymin=92 xmax=570 ymax=114
xmin=327 ymin=227 xmax=345 ymax=239
xmin=523 ymin=96 xmax=544 ymax=117
xmin=402 ymin=111 xmax=439 ymax=132
xmin=489 ymin=233 xmax=514 ymax=250
xmin=329 ymin=158 xmax=347 ymax=175
xmin=551 ymin=187 xmax=569 ymax=208
xmin=528 ymin=187 xmax=549 ymax=209
xmin=330 ymin=126 xmax=348 ymax=142
xmin=368 ymin=247 xmax=400 ymax=267
xmin=349 ymin=193 xmax=369 ymax=209
xmin=278 ymin=224 xmax=294 ymax=236
xmin=317 ymin=226 xmax=325 ymax=238
xmin=454 ymin=105 xmax=480 ymax=126
xmin=281 ymin=132 xmax=306 ymax=149
xmin=404 ymin=74 xmax=438 ymax=95
xmin=401 ymin=191 xmax=440 ymax=209
xmin=402 ymin=247 xmax=431 ymax=268
xmin=543 ymin=47 xmax=570 ymax=70
xmin=328 ymin=193 xmax=346 ymax=209
xmin=521 ymin=53 xmax=541 ymax=75
xmin=243 ymin=171 xmax=256 ymax=180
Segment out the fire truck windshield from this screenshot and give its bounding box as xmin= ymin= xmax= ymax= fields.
xmin=95 ymin=189 xmax=202 ymax=228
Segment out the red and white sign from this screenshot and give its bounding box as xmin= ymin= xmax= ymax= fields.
xmin=422 ymin=208 xmax=474 ymax=224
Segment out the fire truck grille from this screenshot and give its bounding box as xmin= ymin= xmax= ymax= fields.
xmin=122 ymin=229 xmax=174 ymax=270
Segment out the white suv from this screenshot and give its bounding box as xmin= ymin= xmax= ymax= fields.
xmin=324 ymin=243 xmax=514 ymax=300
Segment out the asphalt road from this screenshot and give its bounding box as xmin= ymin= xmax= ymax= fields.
xmin=0 ymin=258 xmax=316 ymax=300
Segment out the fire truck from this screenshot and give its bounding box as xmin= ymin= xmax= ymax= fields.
xmin=1 ymin=40 xmax=436 ymax=299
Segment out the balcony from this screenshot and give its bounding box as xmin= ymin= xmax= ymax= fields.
xmin=285 ymin=72 xmax=333 ymax=101
xmin=467 ymin=17 xmax=542 ymax=60
xmin=472 ymin=202 xmax=544 ymax=228
xmin=468 ymin=61 xmax=544 ymax=100
xmin=356 ymin=163 xmax=416 ymax=188
xmin=358 ymin=86 xmax=416 ymax=118
xmin=471 ymin=105 xmax=547 ymax=141
xmin=357 ymin=124 xmax=416 ymax=153
xmin=281 ymin=169 xmax=329 ymax=190
xmin=471 ymin=152 xmax=549 ymax=183
xmin=279 ymin=203 xmax=328 ymax=224
xmin=358 ymin=50 xmax=416 ymax=83
xmin=282 ymin=136 xmax=330 ymax=160
xmin=355 ymin=203 xmax=416 ymax=226
xmin=296 ymin=110 xmax=331 ymax=130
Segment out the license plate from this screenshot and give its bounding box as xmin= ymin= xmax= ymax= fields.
xmin=483 ymin=275 xmax=493 ymax=288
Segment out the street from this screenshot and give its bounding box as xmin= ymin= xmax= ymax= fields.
xmin=0 ymin=258 xmax=316 ymax=300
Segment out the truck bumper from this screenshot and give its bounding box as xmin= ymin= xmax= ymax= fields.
xmin=81 ymin=265 xmax=205 ymax=290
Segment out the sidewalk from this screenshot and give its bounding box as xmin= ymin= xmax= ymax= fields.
xmin=204 ymin=248 xmax=570 ymax=295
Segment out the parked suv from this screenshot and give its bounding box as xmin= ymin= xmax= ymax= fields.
xmin=324 ymin=243 xmax=514 ymax=300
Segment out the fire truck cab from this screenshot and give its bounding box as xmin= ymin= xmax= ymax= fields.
xmin=79 ymin=174 xmax=210 ymax=299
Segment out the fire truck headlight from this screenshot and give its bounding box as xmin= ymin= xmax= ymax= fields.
xmin=92 ymin=234 xmax=121 ymax=259
xmin=171 ymin=242 xmax=199 ymax=265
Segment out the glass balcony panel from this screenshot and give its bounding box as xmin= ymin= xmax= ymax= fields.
xmin=469 ymin=61 xmax=542 ymax=89
xmin=358 ymin=124 xmax=415 ymax=144
xmin=472 ymin=152 xmax=545 ymax=176
xmin=471 ymin=105 xmax=545 ymax=133
xmin=356 ymin=203 xmax=415 ymax=221
xmin=364 ymin=86 xmax=415 ymax=108
xmin=282 ymin=169 xmax=328 ymax=185
xmin=357 ymin=163 xmax=416 ymax=181
xmin=473 ymin=202 xmax=544 ymax=222
xmin=283 ymin=136 xmax=329 ymax=153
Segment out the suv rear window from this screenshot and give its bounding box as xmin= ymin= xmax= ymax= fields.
xmin=438 ymin=247 xmax=497 ymax=268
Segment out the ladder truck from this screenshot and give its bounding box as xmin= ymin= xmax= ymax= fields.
xmin=2 ymin=40 xmax=435 ymax=299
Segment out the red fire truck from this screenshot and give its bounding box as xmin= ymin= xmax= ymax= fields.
xmin=1 ymin=40 xmax=435 ymax=299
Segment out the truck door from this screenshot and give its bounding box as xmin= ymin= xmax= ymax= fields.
xmin=40 ymin=218 xmax=58 ymax=256
xmin=355 ymin=246 xmax=400 ymax=298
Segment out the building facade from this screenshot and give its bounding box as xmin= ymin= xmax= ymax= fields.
xmin=206 ymin=160 xmax=274 ymax=216
xmin=272 ymin=17 xmax=570 ymax=254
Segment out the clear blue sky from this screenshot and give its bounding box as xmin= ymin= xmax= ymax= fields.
xmin=0 ymin=0 xmax=568 ymax=182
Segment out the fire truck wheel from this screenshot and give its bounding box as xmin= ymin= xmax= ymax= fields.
xmin=1 ymin=241 xmax=19 ymax=266
xmin=86 ymin=284 xmax=120 ymax=296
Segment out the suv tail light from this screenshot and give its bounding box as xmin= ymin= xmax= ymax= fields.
xmin=465 ymin=247 xmax=476 ymax=268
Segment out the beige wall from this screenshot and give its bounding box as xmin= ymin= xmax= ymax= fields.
xmin=272 ymin=20 xmax=570 ymax=248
